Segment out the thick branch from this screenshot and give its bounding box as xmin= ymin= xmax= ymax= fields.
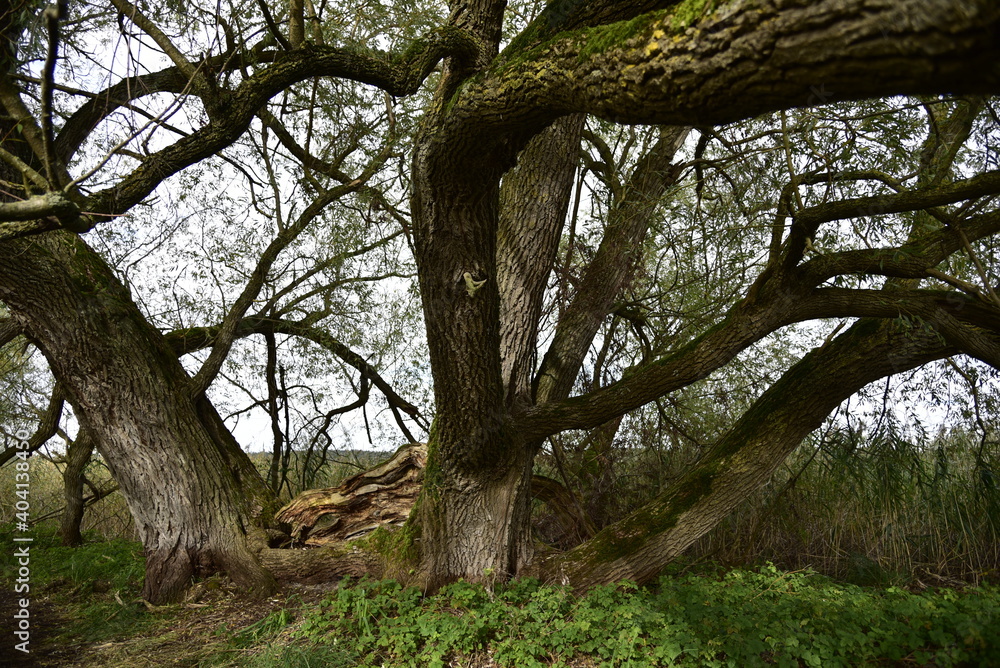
xmin=784 ymin=169 xmax=1000 ymax=266
xmin=499 ymin=0 xmax=683 ymax=59
xmin=498 ymin=114 xmax=584 ymax=406
xmin=792 ymin=287 xmax=1000 ymax=335
xmin=80 ymin=27 xmax=476 ymax=220
xmin=537 ymin=318 xmax=954 ymax=588
xmin=0 ymin=317 xmax=21 ymax=347
xmin=450 ymin=0 xmax=1000 ymax=163
xmin=535 ymin=126 xmax=689 ymax=405
xmin=0 ymin=192 xmax=78 ymax=223
xmin=799 ymin=209 xmax=1000 ymax=285
xmin=518 ymin=292 xmax=791 ymax=440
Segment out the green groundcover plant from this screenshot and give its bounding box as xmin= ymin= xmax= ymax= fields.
xmin=294 ymin=566 xmax=1000 ymax=667
xmin=4 ymin=524 xmax=997 ymax=666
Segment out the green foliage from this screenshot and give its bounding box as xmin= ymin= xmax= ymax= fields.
xmin=9 ymin=530 xmax=997 ymax=666
xmin=0 ymin=457 xmax=134 ymax=539
xmin=0 ymin=523 xmax=143 ymax=592
xmin=233 ymin=643 xmax=360 ymax=668
xmin=687 ymin=425 xmax=1000 ymax=586
xmin=0 ymin=523 xmax=150 ymax=643
xmin=293 ymin=570 xmax=1000 ymax=667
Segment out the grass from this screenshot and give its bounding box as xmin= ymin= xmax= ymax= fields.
xmin=6 ymin=522 xmax=999 ymax=667
xmin=0 ymin=522 xmax=309 ymax=667
xmin=536 ymin=425 xmax=1000 ymax=588
xmin=1 ymin=524 xmax=148 ymax=642
xmin=683 ymin=429 xmax=1000 ymax=587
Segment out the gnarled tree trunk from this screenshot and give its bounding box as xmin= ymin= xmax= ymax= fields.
xmin=0 ymin=232 xmax=279 ymax=603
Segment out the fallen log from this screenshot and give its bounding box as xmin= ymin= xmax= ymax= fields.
xmin=258 ymin=544 xmax=381 ymax=584
xmin=275 ymin=442 xmax=595 ymax=555
xmin=275 ymin=443 xmax=427 ymax=546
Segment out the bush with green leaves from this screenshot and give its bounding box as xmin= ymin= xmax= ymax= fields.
xmin=296 ymin=566 xmax=1000 ymax=667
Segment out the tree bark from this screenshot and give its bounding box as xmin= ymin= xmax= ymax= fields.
xmin=410 ymin=152 xmax=534 ymax=587
xmin=0 ymin=233 xmax=279 ymax=603
xmin=59 ymin=428 xmax=95 ymax=547
xmin=498 ymin=114 xmax=585 ymax=407
xmin=535 ymin=126 xmax=690 ymax=404
xmin=276 ymin=444 xmax=427 ymax=545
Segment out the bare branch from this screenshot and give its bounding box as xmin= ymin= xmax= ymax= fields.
xmin=110 ymin=0 xmax=202 ymax=86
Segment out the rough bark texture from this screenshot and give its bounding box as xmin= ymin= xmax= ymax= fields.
xmin=59 ymin=428 xmax=95 ymax=547
xmin=259 ymin=545 xmax=380 ymax=584
xmin=276 ymin=443 xmax=592 ymax=553
xmin=4 ymin=0 xmax=1000 ymax=600
xmin=0 ymin=233 xmax=279 ymax=603
xmin=498 ymin=114 xmax=585 ymax=407
xmin=533 ymin=319 xmax=954 ymax=588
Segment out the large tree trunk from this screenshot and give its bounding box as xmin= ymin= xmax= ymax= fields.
xmin=407 ymin=0 xmax=537 ymax=584
xmin=410 ymin=109 xmax=537 ymax=590
xmin=409 ymin=91 xmax=586 ymax=588
xmin=0 ymin=232 xmax=279 ymax=603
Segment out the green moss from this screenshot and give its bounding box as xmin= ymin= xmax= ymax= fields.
xmin=358 ymin=523 xmax=421 ymax=568
xmin=574 ymin=0 xmax=734 ymax=63
xmin=421 ymin=418 xmax=443 ymax=500
xmin=576 ymin=12 xmax=661 ymax=62
xmin=501 ymin=21 xmax=547 ymax=60
xmin=581 ymin=466 xmax=717 ymax=564
xmin=670 ymin=0 xmax=721 ymax=31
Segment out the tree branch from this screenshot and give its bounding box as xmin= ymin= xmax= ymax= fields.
xmin=798 ymin=209 xmax=1000 ymax=285
xmin=784 ymin=170 xmax=1000 ymax=268
xmin=0 ymin=192 xmax=78 ymax=223
xmin=0 ymin=317 xmax=21 ymax=348
xmin=497 ymin=114 xmax=584 ymax=406
xmin=110 ymin=0 xmax=203 ymax=87
xmin=534 ymin=126 xmax=690 ymax=405
xmin=40 ymin=3 xmax=63 ymax=187
xmin=81 ymin=26 xmax=476 ymax=219
xmin=451 ymin=0 xmax=1000 ymax=165
xmin=536 ymin=318 xmax=954 ymax=588
xmin=167 ymin=316 xmax=422 ymax=422
xmin=0 ymin=383 xmax=65 ymax=468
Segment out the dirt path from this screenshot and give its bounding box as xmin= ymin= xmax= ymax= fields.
xmin=0 ymin=585 xmax=80 ymax=668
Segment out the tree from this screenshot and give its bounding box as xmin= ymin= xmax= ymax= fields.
xmin=1 ymin=0 xmax=999 ymax=602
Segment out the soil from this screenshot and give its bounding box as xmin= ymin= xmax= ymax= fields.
xmin=0 ymin=581 xmax=333 ymax=668
xmin=0 ymin=583 xmax=71 ymax=668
